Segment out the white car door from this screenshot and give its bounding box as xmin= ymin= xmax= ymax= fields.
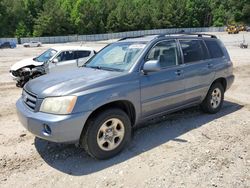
xmin=30 ymin=42 xmax=36 ymax=47
xmin=49 ymin=51 xmax=77 ymax=72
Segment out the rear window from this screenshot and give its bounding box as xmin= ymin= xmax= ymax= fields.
xmin=179 ymin=40 xmax=209 ymax=63
xmin=204 ymin=40 xmax=224 ymax=58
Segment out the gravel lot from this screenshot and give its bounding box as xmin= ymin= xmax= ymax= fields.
xmin=0 ymin=32 xmax=249 ymax=188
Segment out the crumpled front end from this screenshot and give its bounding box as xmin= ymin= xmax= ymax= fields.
xmin=10 ymin=66 xmax=46 ymax=88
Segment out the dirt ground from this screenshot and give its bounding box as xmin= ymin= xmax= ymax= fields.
xmin=0 ymin=32 xmax=249 ymax=188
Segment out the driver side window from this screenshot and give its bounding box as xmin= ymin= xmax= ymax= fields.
xmin=147 ymin=40 xmax=179 ymax=68
xmin=57 ymin=51 xmax=75 ymax=62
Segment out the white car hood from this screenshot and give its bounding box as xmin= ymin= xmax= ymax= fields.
xmin=10 ymin=58 xmax=44 ymax=71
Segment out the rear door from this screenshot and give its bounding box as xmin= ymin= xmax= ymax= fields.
xmin=30 ymin=42 xmax=37 ymax=47
xmin=178 ymin=39 xmax=215 ymax=103
xmin=2 ymin=42 xmax=10 ymax=48
xmin=75 ymin=50 xmax=92 ymax=66
xmin=204 ymin=39 xmax=228 ymax=71
xmin=140 ymin=40 xmax=186 ymax=117
xmin=31 ymin=42 xmax=35 ymax=47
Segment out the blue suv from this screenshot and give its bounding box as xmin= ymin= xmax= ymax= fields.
xmin=16 ymin=33 xmax=234 ymax=159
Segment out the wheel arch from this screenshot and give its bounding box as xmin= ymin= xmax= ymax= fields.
xmin=212 ymin=77 xmax=227 ymax=91
xmin=79 ymin=100 xmax=136 ymax=147
xmin=86 ymin=100 xmax=136 ymax=127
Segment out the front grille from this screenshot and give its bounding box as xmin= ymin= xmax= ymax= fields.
xmin=22 ymin=89 xmax=37 ymax=110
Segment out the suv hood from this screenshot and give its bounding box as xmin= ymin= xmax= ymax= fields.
xmin=10 ymin=58 xmax=43 ymax=71
xmin=24 ymin=67 xmax=122 ymax=98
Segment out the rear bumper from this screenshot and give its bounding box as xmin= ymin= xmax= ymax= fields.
xmin=16 ymin=98 xmax=91 ymax=143
xmin=226 ymin=74 xmax=235 ymax=91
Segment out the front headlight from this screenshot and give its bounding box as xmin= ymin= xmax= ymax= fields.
xmin=40 ymin=96 xmax=77 ymax=114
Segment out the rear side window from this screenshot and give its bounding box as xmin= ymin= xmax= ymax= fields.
xmin=76 ymin=50 xmax=91 ymax=58
xmin=179 ymin=40 xmax=209 ymax=63
xmin=204 ymin=40 xmax=224 ymax=58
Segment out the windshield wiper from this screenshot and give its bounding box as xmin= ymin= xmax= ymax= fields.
xmin=88 ymin=65 xmax=101 ymax=69
xmin=99 ymin=66 xmax=123 ymax=72
xmin=86 ymin=65 xmax=123 ymax=72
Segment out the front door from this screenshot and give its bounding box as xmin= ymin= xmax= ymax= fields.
xmin=140 ymin=40 xmax=186 ymax=118
xmin=49 ymin=51 xmax=77 ymax=72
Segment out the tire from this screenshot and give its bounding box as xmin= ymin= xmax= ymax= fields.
xmin=200 ymin=82 xmax=224 ymax=114
xmin=81 ymin=108 xmax=131 ymax=160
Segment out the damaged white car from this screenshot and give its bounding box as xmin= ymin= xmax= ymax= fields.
xmin=10 ymin=46 xmax=96 ymax=87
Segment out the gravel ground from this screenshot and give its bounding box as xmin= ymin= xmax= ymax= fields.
xmin=0 ymin=32 xmax=249 ymax=188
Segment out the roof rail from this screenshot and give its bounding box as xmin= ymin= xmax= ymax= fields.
xmin=118 ymin=32 xmax=217 ymax=41
xmin=118 ymin=36 xmax=140 ymax=41
xmin=157 ymin=32 xmax=217 ymax=39
xmin=118 ymin=34 xmax=155 ymax=41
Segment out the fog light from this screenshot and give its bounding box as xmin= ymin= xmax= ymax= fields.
xmin=43 ymin=124 xmax=51 ymax=136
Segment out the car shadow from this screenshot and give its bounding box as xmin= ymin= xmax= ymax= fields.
xmin=34 ymin=100 xmax=243 ymax=176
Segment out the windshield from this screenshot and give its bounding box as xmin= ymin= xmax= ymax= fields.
xmin=35 ymin=48 xmax=57 ymax=62
xmin=85 ymin=42 xmax=146 ymax=71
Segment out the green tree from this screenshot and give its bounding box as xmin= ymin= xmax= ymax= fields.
xmin=15 ymin=21 xmax=29 ymax=37
xmin=33 ymin=0 xmax=73 ymax=36
xmin=0 ymin=0 xmax=250 ymax=37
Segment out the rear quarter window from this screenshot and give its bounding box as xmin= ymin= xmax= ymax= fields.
xmin=179 ymin=40 xmax=209 ymax=63
xmin=204 ymin=40 xmax=224 ymax=58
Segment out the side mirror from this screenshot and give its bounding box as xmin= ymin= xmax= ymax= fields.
xmin=52 ymin=58 xmax=59 ymax=64
xmin=143 ymin=60 xmax=161 ymax=73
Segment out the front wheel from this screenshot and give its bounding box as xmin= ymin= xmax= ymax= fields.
xmin=81 ymin=108 xmax=131 ymax=160
xmin=200 ymin=82 xmax=224 ymax=114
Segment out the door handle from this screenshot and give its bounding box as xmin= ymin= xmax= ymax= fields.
xmin=175 ymin=69 xmax=183 ymax=76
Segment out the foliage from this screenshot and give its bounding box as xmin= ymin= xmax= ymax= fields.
xmin=0 ymin=0 xmax=249 ymax=37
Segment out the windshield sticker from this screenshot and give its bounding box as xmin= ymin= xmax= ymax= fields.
xmin=128 ymin=44 xmax=146 ymax=49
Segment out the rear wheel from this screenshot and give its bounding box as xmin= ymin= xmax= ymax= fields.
xmin=200 ymin=82 xmax=224 ymax=114
xmin=81 ymin=108 xmax=131 ymax=160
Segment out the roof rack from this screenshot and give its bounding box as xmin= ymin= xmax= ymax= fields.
xmin=157 ymin=32 xmax=217 ymax=39
xmin=118 ymin=34 xmax=156 ymax=41
xmin=118 ymin=32 xmax=217 ymax=41
xmin=118 ymin=36 xmax=142 ymax=41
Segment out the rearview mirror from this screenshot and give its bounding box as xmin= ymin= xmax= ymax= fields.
xmin=143 ymin=60 xmax=161 ymax=73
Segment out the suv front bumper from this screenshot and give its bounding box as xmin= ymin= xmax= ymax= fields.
xmin=16 ymin=98 xmax=91 ymax=143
